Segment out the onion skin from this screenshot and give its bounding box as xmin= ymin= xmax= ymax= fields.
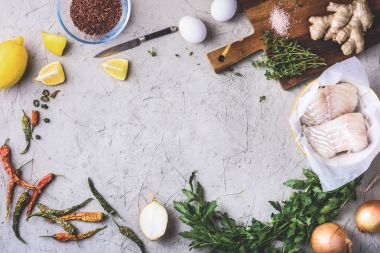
xmin=355 ymin=200 xmax=380 ymax=233
xmin=311 ymin=223 xmax=352 ymax=253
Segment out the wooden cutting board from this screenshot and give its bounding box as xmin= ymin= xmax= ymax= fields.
xmin=207 ymin=0 xmax=380 ymax=90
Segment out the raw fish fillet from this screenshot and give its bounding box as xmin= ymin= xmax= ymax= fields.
xmin=300 ymin=83 xmax=358 ymax=126
xmin=304 ymin=113 xmax=368 ymax=159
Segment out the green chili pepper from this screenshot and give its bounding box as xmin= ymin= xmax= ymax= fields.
xmin=41 ymin=104 xmax=48 ymax=109
xmin=13 ymin=192 xmax=31 ymax=243
xmin=114 ymin=220 xmax=144 ymax=252
xmin=43 ymin=118 xmax=50 ymax=123
xmin=88 ymin=178 xmax=118 ymax=216
xmin=28 ymin=212 xmax=77 ymax=234
xmin=20 ymin=110 xmax=32 ymax=155
xmin=5 ymin=160 xmax=32 ymax=220
xmin=37 ymin=198 xmax=93 ymax=216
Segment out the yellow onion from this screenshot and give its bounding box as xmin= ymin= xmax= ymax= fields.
xmin=310 ymin=223 xmax=352 ymax=253
xmin=355 ymin=200 xmax=380 ymax=233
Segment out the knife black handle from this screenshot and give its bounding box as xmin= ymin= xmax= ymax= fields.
xmin=140 ymin=26 xmax=178 ymax=42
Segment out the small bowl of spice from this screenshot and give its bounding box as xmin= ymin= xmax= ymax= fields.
xmin=57 ymin=0 xmax=131 ymax=44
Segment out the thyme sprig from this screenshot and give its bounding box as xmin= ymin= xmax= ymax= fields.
xmin=174 ymin=169 xmax=360 ymax=253
xmin=252 ymin=31 xmax=326 ymax=80
xmin=148 ymin=47 xmax=157 ymax=57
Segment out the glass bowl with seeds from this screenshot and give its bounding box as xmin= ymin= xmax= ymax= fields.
xmin=57 ymin=0 xmax=131 ymax=44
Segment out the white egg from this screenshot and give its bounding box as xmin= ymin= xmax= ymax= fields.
xmin=211 ymin=0 xmax=237 ymax=22
xmin=179 ymin=16 xmax=207 ymax=44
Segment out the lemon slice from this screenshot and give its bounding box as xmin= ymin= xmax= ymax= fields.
xmin=42 ymin=32 xmax=67 ymax=56
xmin=35 ymin=61 xmax=65 ymax=85
xmin=101 ymin=59 xmax=129 ymax=80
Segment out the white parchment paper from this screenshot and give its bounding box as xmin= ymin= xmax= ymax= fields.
xmin=289 ymin=57 xmax=380 ymax=191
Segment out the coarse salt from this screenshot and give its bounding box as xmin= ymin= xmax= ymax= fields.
xmin=269 ymin=7 xmax=290 ymax=37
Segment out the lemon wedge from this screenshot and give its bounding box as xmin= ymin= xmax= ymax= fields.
xmin=101 ymin=59 xmax=129 ymax=80
xmin=42 ymin=32 xmax=67 ymax=56
xmin=35 ymin=61 xmax=65 ymax=85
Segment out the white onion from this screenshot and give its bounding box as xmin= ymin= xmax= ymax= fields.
xmin=139 ymin=199 xmax=168 ymax=240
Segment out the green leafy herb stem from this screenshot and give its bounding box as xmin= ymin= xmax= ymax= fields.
xmin=174 ymin=170 xmax=360 ymax=253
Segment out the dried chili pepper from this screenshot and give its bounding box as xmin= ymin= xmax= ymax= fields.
xmin=114 ymin=220 xmax=144 ymax=252
xmin=26 ymin=173 xmax=55 ymax=218
xmin=31 ymin=110 xmax=39 ymax=131
xmin=88 ymin=178 xmax=118 ymax=216
xmin=41 ymin=225 xmax=107 ymax=242
xmin=21 ymin=110 xmax=32 ymax=154
xmin=5 ymin=160 xmax=32 ymax=220
xmin=0 ymin=143 xmax=36 ymax=190
xmin=28 ymin=212 xmax=77 ymax=234
xmin=13 ymin=192 xmax=31 ymax=243
xmin=6 ymin=172 xmax=21 ymax=220
xmin=58 ymin=211 xmax=105 ymax=222
xmin=5 ymin=179 xmax=17 ymax=220
xmin=37 ymin=198 xmax=93 ymax=216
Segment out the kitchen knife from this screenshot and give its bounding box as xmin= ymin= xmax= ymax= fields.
xmin=94 ymin=26 xmax=178 ymax=58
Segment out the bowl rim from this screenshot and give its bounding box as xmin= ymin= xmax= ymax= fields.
xmin=57 ymin=0 xmax=131 ymax=44
xmin=290 ymin=80 xmax=315 ymax=157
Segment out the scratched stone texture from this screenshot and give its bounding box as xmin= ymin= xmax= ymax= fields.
xmin=0 ymin=0 xmax=380 ymax=252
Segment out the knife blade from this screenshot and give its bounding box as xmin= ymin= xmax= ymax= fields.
xmin=95 ymin=26 xmax=178 ymax=58
xmin=95 ymin=39 xmax=141 ymax=58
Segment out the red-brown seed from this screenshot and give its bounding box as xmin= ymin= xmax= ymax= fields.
xmin=70 ymin=0 xmax=122 ymax=36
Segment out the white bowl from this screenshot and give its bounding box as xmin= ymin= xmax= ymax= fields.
xmin=289 ymin=57 xmax=380 ymax=191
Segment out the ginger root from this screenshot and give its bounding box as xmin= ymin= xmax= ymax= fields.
xmin=309 ymin=0 xmax=374 ymax=55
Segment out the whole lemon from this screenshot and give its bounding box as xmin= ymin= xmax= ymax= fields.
xmin=0 ymin=36 xmax=28 ymax=89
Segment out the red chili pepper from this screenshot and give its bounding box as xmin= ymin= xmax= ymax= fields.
xmin=0 ymin=145 xmax=35 ymax=190
xmin=31 ymin=110 xmax=39 ymax=129
xmin=26 ymin=173 xmax=55 ymax=218
xmin=5 ymin=179 xmax=16 ymax=219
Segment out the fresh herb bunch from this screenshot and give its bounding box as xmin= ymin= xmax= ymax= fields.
xmin=252 ymin=31 xmax=326 ymax=80
xmin=174 ymin=169 xmax=360 ymax=253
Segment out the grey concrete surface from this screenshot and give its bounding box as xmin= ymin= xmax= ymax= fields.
xmin=0 ymin=0 xmax=380 ymax=252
